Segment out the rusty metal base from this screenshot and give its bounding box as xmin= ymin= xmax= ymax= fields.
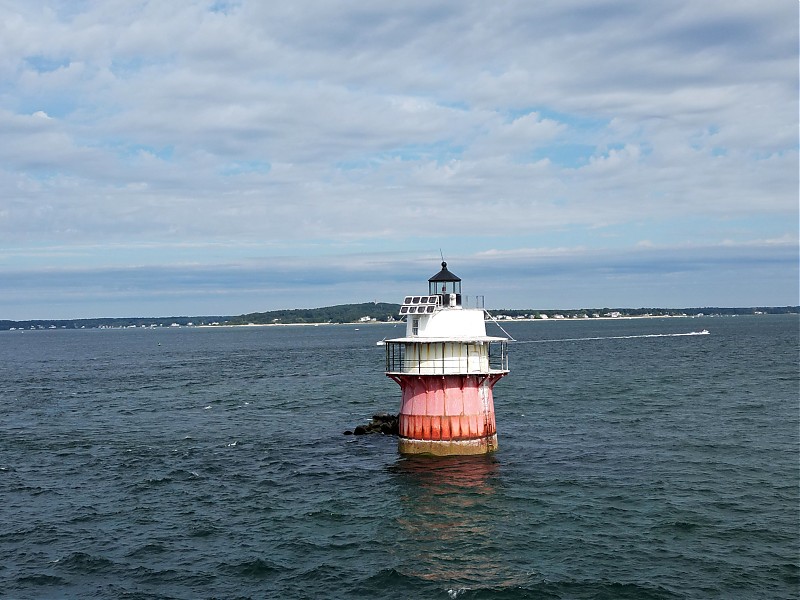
xmin=397 ymin=434 xmax=498 ymax=456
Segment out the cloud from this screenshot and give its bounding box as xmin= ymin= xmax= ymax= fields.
xmin=0 ymin=0 xmax=796 ymax=317
xmin=0 ymin=239 xmax=796 ymax=319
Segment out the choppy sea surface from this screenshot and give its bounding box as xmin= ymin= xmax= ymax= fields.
xmin=1 ymin=315 xmax=798 ymax=600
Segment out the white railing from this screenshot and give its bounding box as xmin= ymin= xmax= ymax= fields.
xmin=385 ymin=340 xmax=508 ymax=374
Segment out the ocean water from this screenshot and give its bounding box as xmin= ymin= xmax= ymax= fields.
xmin=1 ymin=315 xmax=797 ymax=599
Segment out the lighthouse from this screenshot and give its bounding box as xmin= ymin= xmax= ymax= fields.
xmin=384 ymin=262 xmax=509 ymax=455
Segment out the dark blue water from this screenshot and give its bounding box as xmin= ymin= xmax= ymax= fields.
xmin=1 ymin=316 xmax=797 ymax=599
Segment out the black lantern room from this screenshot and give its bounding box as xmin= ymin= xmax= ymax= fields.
xmin=428 ymin=261 xmax=462 ymax=307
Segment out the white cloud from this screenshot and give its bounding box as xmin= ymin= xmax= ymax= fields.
xmin=0 ymin=0 xmax=796 ymax=317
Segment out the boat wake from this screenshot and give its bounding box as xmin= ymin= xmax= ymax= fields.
xmin=514 ymin=330 xmax=709 ymax=344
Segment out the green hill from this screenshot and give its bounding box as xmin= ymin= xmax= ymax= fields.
xmin=0 ymin=303 xmax=401 ymax=330
xmin=225 ymin=302 xmax=400 ymax=325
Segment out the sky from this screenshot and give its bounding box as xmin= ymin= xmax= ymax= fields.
xmin=1 ymin=0 xmax=798 ymax=319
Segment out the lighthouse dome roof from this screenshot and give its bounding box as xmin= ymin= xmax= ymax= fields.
xmin=428 ymin=261 xmax=461 ymax=283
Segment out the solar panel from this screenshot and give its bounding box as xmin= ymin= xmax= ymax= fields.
xmin=399 ymin=293 xmax=441 ymax=315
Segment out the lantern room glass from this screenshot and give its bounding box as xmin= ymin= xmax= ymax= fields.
xmin=428 ymin=279 xmax=461 ymax=296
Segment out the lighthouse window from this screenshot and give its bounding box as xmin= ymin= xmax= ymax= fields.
xmin=412 ymin=318 xmax=419 ymax=336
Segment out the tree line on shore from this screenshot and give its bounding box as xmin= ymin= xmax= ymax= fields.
xmin=1 ymin=303 xmax=797 ymax=331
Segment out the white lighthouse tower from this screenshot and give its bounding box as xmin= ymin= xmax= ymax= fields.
xmin=384 ymin=262 xmax=509 ymax=455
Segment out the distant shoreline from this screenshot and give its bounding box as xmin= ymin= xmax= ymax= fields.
xmin=3 ymin=311 xmax=796 ymax=332
xmin=204 ymin=314 xmax=699 ymax=329
xmin=1 ymin=304 xmax=796 ymax=331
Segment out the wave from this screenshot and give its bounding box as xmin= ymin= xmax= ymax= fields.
xmin=352 ymin=568 xmax=681 ymax=600
xmin=52 ymin=551 xmax=116 ymax=574
xmin=218 ymin=557 xmax=282 ymax=578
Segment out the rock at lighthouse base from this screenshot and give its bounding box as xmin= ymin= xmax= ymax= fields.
xmin=344 ymin=413 xmax=399 ymax=436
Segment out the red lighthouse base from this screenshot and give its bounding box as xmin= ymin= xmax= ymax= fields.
xmin=387 ymin=373 xmax=506 ymax=455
